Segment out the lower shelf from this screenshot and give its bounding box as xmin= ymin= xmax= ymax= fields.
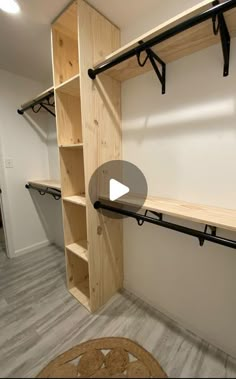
xmin=66 ymin=240 xmax=88 ymax=262
xmin=66 ymin=249 xmax=90 ymax=311
xmin=63 ymin=195 xmax=86 ymax=207
xmin=69 ymin=281 xmax=90 ymax=311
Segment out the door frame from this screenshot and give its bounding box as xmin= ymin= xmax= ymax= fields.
xmin=0 ymin=138 xmax=14 ymax=258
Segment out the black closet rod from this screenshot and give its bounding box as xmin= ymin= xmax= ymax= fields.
xmin=94 ymin=201 xmax=236 ymax=250
xmin=17 ymin=92 xmax=55 ymax=116
xmin=26 ymin=184 xmax=61 ymax=200
xmin=88 ymin=0 xmax=236 ymax=79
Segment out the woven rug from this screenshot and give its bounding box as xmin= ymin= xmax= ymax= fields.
xmin=37 ymin=337 xmax=168 ymax=378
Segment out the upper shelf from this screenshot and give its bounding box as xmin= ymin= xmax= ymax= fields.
xmin=108 ymin=194 xmax=236 ymax=232
xmin=92 ymin=0 xmax=236 ymax=82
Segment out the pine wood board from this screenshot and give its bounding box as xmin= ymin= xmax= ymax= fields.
xmin=93 ymin=1 xmax=236 ymax=82
xmin=110 ymin=195 xmax=236 ymax=232
xmin=66 ymin=240 xmax=88 ymax=262
xmin=28 ymin=180 xmax=61 ymax=191
xmin=78 ymin=0 xmax=123 ymax=312
xmin=21 ymin=87 xmax=54 ymax=109
xmin=55 ymin=73 xmax=80 ymax=97
xmin=63 ymin=195 xmax=86 ymax=207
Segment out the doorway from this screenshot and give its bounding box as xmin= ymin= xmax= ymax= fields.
xmin=0 ymin=201 xmax=6 ymax=256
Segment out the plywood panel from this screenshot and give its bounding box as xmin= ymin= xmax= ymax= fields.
xmin=78 ymin=0 xmax=123 ymax=312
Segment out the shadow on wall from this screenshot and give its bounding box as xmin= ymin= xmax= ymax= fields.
xmin=28 ymin=190 xmax=64 ymax=249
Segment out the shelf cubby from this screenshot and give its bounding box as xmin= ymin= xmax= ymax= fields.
xmin=52 ymin=2 xmax=79 ymax=87
xmin=60 ymin=148 xmax=85 ymax=198
xmin=66 ymin=249 xmax=90 ymax=310
xmin=55 ymin=89 xmax=82 ymax=146
xmin=63 ymin=201 xmax=87 ymax=246
xmin=63 ymin=195 xmax=86 ymax=207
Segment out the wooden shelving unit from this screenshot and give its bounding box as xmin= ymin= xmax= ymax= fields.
xmin=92 ymin=0 xmax=236 ymax=82
xmin=51 ymin=0 xmax=123 ymax=312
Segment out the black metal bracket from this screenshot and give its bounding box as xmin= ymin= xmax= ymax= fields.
xmin=212 ymin=0 xmax=231 ymax=76
xmin=18 ymin=91 xmax=55 ymax=117
xmin=25 ymin=184 xmax=61 ymax=201
xmin=94 ymin=200 xmax=236 ymax=250
xmin=136 ymin=43 xmax=166 ymax=94
xmin=199 ymin=225 xmax=217 ymax=246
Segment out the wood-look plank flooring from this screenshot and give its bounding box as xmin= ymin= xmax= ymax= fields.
xmin=0 ymin=244 xmax=236 ymax=378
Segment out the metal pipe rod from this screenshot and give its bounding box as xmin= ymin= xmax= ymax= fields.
xmin=26 ymin=184 xmax=61 ymax=200
xmin=89 ymin=0 xmax=236 ymax=79
xmin=18 ymin=92 xmax=54 ymax=115
xmin=94 ymin=201 xmax=236 ymax=249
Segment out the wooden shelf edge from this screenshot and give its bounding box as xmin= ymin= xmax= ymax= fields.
xmin=28 ymin=179 xmax=61 ymax=191
xmin=104 ymin=194 xmax=236 ymax=232
xmin=63 ymin=195 xmax=86 ymax=207
xmin=92 ymin=1 xmax=236 ymax=82
xmin=59 ymin=143 xmax=83 ymax=149
xmin=55 ymin=73 xmax=80 ymax=94
xmin=66 ymin=240 xmax=88 ymax=262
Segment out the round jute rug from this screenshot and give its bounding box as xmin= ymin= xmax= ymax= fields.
xmin=37 ymin=337 xmax=168 ymax=378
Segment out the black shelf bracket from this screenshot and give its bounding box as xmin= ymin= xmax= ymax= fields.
xmin=212 ymin=1 xmax=231 ymax=76
xmin=88 ymin=0 xmax=236 ymax=83
xmin=94 ymin=200 xmax=236 ymax=250
xmin=25 ymin=184 xmax=61 ymax=201
xmin=136 ymin=43 xmax=166 ymax=94
xmin=18 ymin=91 xmax=55 ymax=117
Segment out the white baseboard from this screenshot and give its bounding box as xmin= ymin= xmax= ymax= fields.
xmin=14 ymin=240 xmax=50 ymax=256
xmin=124 ymin=279 xmax=236 ymax=359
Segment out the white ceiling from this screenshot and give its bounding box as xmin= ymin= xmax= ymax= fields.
xmin=0 ymin=0 xmax=163 ymax=84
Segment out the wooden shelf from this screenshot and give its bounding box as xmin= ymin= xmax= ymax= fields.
xmin=93 ymin=1 xmax=236 ymax=82
xmin=59 ymin=143 xmax=83 ymax=149
xmin=28 ymin=179 xmax=61 ymax=191
xmin=69 ymin=283 xmax=90 ymax=311
xmin=55 ymin=73 xmax=80 ymax=96
xmin=112 ymin=195 xmax=236 ymax=232
xmin=66 ymin=240 xmax=88 ymax=262
xmin=63 ymin=195 xmax=86 ymax=207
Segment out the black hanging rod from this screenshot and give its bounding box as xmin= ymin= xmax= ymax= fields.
xmin=88 ymin=0 xmax=236 ymax=82
xmin=94 ymin=201 xmax=236 ymax=250
xmin=17 ymin=90 xmax=55 ymax=117
xmin=26 ymin=184 xmax=61 ymax=200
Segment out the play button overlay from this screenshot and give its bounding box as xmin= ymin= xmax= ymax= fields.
xmin=110 ymin=179 xmax=130 ymax=201
xmin=88 ymin=160 xmax=148 ymax=219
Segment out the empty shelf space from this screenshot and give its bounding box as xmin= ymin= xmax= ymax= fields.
xmin=63 ymin=195 xmax=86 ymax=207
xmin=52 ymin=2 xmax=79 ymax=86
xmin=60 ymin=148 xmax=85 ymax=197
xmin=69 ymin=283 xmax=90 ymax=311
xmin=59 ymin=143 xmax=83 ymax=149
xmin=55 ymin=73 xmax=80 ymax=96
xmin=66 ymin=249 xmax=90 ymax=311
xmin=66 ymin=240 xmax=88 ymax=262
xmin=110 ymin=195 xmax=236 ymax=232
xmin=28 ymin=179 xmax=61 ymax=191
xmin=92 ymin=2 xmax=236 ymax=82
xmin=63 ymin=201 xmax=87 ymax=245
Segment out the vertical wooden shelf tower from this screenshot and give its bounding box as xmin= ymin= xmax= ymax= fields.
xmin=51 ymin=0 xmax=123 ymax=312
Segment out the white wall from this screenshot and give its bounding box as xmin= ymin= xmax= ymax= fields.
xmin=122 ymin=2 xmax=236 ymax=357
xmin=0 ymin=68 xmax=64 ymax=256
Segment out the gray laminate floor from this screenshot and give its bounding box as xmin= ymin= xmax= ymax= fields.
xmin=0 ymin=245 xmax=236 ymax=378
